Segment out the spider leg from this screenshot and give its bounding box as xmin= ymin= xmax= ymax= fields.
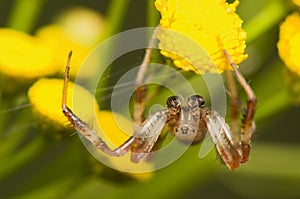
xmin=134 ymin=25 xmax=160 ymax=125
xmin=205 ymin=110 xmax=242 ymax=170
xmin=225 ymin=71 xmax=240 ymax=138
xmin=62 ymin=51 xmax=133 ymax=157
xmin=224 ymin=50 xmax=256 ymax=163
xmin=130 ymin=109 xmax=169 ymax=163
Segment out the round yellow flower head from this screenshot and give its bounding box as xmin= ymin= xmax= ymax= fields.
xmin=277 ymin=12 xmax=300 ymax=77
xmin=28 ymin=78 xmax=99 ymax=126
xmin=0 ymin=28 xmax=55 ymax=79
xmin=155 ymin=0 xmax=248 ymax=74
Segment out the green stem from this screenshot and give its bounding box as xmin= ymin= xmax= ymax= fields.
xmin=147 ymin=0 xmax=160 ymax=27
xmin=244 ymin=0 xmax=291 ymax=44
xmin=7 ymin=0 xmax=46 ymax=32
xmin=101 ymin=0 xmax=130 ymax=39
xmin=96 ymin=0 xmax=130 ymax=108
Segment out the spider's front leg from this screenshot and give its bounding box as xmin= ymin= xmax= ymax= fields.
xmin=62 ymin=51 xmax=134 ymax=157
xmin=224 ymin=50 xmax=257 ymax=163
xmin=130 ymin=109 xmax=169 ymax=163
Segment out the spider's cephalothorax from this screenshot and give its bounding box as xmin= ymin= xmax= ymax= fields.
xmin=62 ymin=28 xmax=256 ymax=170
xmin=166 ymin=95 xmax=208 ymax=144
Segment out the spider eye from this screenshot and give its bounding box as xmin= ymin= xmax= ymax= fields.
xmin=187 ymin=95 xmax=205 ymax=108
xmin=166 ymin=95 xmax=183 ymax=108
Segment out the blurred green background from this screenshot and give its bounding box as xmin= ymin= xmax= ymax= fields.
xmin=1 ymin=0 xmax=300 ymax=198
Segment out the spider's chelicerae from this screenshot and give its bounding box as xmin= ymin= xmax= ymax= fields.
xmin=62 ymin=29 xmax=256 ymax=170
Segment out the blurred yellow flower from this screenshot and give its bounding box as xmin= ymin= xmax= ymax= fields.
xmin=35 ymin=8 xmax=105 ymax=77
xmin=56 ymin=7 xmax=105 ymax=47
xmin=155 ymin=0 xmax=247 ymax=74
xmin=293 ymin=0 xmax=300 ymax=6
xmin=36 ymin=25 xmax=91 ymax=77
xmin=0 ymin=28 xmax=55 ymax=79
xmin=277 ymin=12 xmax=300 ymax=77
xmin=28 ymin=78 xmax=99 ymax=126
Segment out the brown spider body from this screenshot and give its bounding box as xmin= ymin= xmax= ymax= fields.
xmin=166 ymin=95 xmax=208 ymax=144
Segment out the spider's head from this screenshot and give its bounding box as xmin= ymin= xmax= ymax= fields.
xmin=168 ymin=95 xmax=205 ymax=143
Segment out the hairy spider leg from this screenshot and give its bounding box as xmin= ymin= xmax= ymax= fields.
xmin=225 ymin=70 xmax=240 ymax=139
xmin=62 ymin=47 xmax=171 ymax=163
xmin=62 ymin=51 xmax=134 ymax=157
xmin=204 ymin=109 xmax=242 ymax=170
xmin=224 ymin=50 xmax=257 ymax=163
xmin=203 ymin=51 xmax=256 ymax=170
xmin=130 ymin=109 xmax=169 ymax=162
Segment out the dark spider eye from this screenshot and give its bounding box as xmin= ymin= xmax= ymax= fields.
xmin=166 ymin=95 xmax=183 ymax=108
xmin=187 ymin=95 xmax=205 ymax=108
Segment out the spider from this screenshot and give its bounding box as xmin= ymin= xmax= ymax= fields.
xmin=62 ymin=28 xmax=256 ymax=170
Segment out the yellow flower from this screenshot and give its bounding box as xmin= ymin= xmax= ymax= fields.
xmin=293 ymin=0 xmax=300 ymax=6
xmin=0 ymin=28 xmax=55 ymax=79
xmin=155 ymin=0 xmax=247 ymax=74
xmin=55 ymin=7 xmax=105 ymax=47
xmin=0 ymin=8 xmax=104 ymax=79
xmin=277 ymin=12 xmax=300 ymax=77
xmin=35 ymin=8 xmax=105 ymax=78
xmin=28 ymin=78 xmax=99 ymax=125
xmin=36 ymin=25 xmax=91 ymax=78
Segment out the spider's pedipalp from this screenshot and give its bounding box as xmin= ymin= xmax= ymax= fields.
xmin=130 ymin=109 xmax=169 ymax=162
